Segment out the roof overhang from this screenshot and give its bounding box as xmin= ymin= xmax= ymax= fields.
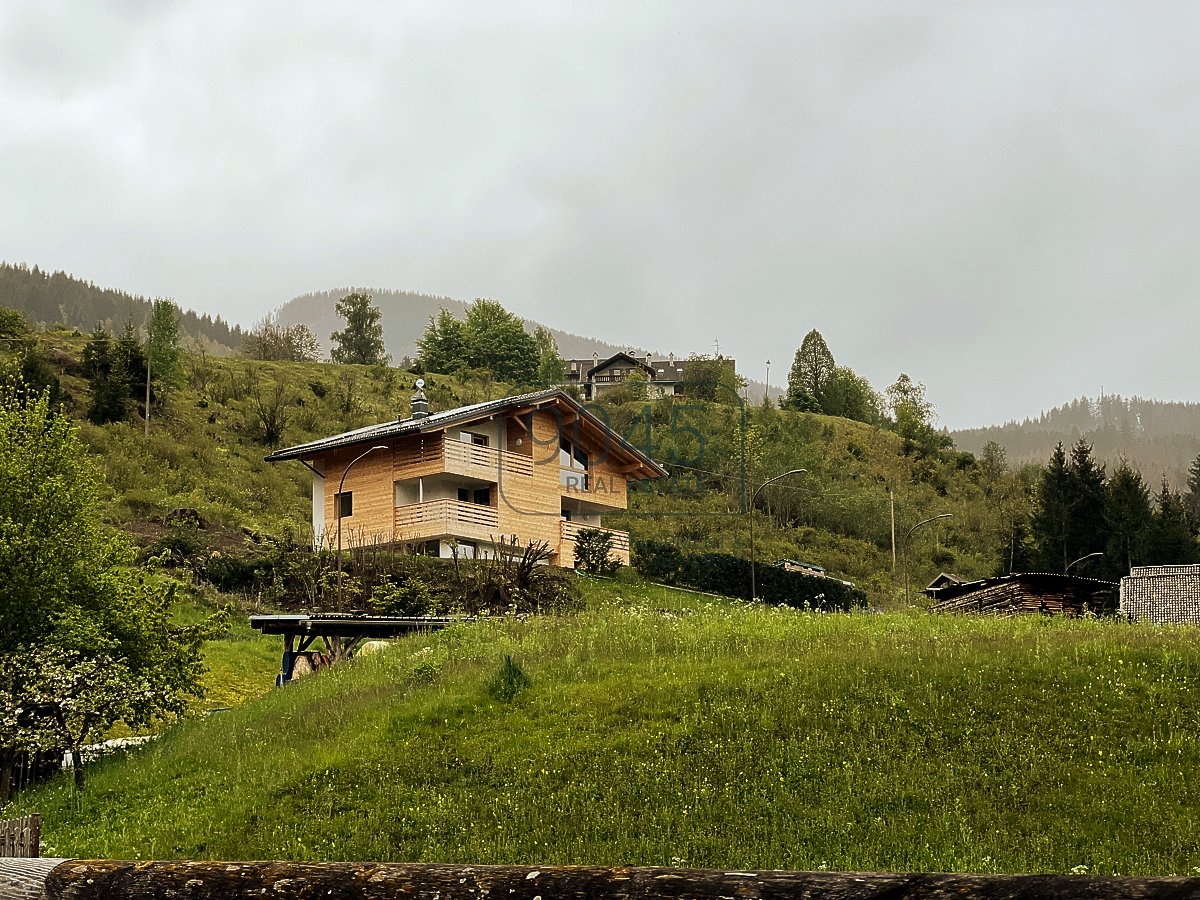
xmin=264 ymin=388 xmax=668 ymax=480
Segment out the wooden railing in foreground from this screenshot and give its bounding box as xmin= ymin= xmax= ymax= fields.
xmin=1 ymin=860 xmax=1199 ymax=900
xmin=0 ymin=815 xmax=39 ymax=858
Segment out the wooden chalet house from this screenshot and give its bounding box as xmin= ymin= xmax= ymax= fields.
xmin=264 ymin=387 xmax=667 ymax=567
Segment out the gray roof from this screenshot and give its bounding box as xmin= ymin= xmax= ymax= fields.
xmin=263 ymin=387 xmax=668 ymax=476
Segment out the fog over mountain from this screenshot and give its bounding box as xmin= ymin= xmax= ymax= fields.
xmin=3 ymin=3 xmax=1199 ymax=428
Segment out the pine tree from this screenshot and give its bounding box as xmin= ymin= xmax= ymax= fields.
xmin=1066 ymin=438 xmax=1107 ymax=567
xmin=1147 ymin=478 xmax=1198 ymax=565
xmin=330 ymin=292 xmax=389 ymax=365
xmin=1032 ymin=443 xmax=1072 ymax=572
xmin=1103 ymin=459 xmax=1151 ymax=577
xmin=1186 ymin=453 xmax=1200 ymax=523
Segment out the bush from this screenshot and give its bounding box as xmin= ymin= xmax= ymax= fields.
xmin=632 ymin=539 xmax=865 ymax=611
xmin=574 ymin=528 xmax=620 ymax=576
xmin=486 ymin=655 xmax=531 ymax=703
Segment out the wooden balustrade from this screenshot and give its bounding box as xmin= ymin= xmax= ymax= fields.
xmin=395 ymin=435 xmax=534 ymax=480
xmin=394 ymin=499 xmax=499 ymax=541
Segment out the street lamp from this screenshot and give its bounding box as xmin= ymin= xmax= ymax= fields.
xmin=335 ymin=444 xmax=389 ymax=611
xmin=904 ymin=513 xmax=953 ymax=606
xmin=764 ymin=360 xmax=771 ymax=404
xmin=749 ymin=469 xmax=807 ymax=601
xmin=1065 ymin=551 xmax=1103 ymax=575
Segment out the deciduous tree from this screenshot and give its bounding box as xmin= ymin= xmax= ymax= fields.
xmin=0 ymin=377 xmax=212 ymax=790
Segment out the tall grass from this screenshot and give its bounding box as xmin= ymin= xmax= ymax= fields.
xmin=18 ymin=580 xmax=1200 ymax=875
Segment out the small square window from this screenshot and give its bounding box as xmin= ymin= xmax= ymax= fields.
xmin=336 ymin=491 xmax=353 ymax=518
xmin=470 ymin=433 xmax=489 ymax=447
xmin=457 ymin=488 xmax=470 ymax=502
xmin=473 ymin=488 xmax=491 ymax=506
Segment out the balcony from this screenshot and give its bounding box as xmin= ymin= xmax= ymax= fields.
xmin=394 ymin=500 xmax=500 ymax=543
xmin=560 ymin=520 xmax=631 ymax=565
xmin=394 ymin=435 xmax=534 ymax=482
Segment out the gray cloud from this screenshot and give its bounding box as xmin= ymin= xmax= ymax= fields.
xmin=2 ymin=1 xmax=1198 ymax=428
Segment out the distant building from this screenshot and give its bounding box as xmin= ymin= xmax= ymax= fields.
xmin=1119 ymin=565 xmax=1200 ymax=624
xmin=927 ymin=572 xmax=1117 ymax=617
xmin=563 ymin=352 xmax=736 ymax=401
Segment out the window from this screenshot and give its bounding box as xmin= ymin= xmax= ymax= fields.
xmin=559 ymin=437 xmax=590 ymax=491
xmin=336 ymin=491 xmax=353 ymax=518
xmin=559 ymin=437 xmax=589 ymax=471
xmin=457 ymin=487 xmax=490 ymax=505
xmin=462 ymin=431 xmax=489 ymax=447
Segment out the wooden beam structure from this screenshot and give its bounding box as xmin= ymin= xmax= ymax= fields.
xmin=249 ymin=614 xmax=459 ymax=685
xmin=1 ymin=860 xmax=1198 ymax=900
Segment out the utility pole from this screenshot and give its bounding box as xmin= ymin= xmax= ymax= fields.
xmin=889 ymin=488 xmax=896 ymax=572
xmin=144 ymin=328 xmax=152 ymax=438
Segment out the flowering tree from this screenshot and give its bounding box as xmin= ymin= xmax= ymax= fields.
xmin=0 ymin=376 xmax=215 ymax=791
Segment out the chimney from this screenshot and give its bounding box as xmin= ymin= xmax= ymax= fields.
xmin=592 ymin=352 xmax=599 ymax=367
xmin=411 ymin=381 xmax=429 ymax=419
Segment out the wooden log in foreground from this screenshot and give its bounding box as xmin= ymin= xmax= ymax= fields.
xmin=0 ymin=860 xmax=1195 ymax=900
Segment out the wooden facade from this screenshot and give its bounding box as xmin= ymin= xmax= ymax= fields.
xmin=928 ymin=573 xmax=1117 ymax=617
xmin=267 ymin=390 xmax=666 ymax=568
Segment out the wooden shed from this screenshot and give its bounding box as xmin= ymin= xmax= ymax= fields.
xmin=927 ymin=572 xmax=1117 ymax=617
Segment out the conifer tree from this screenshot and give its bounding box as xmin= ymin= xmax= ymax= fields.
xmin=785 ymin=330 xmax=835 ymax=411
xmin=1032 ymin=443 xmax=1072 ymax=572
xmin=330 ymin=292 xmax=389 ymax=365
xmin=1147 ymin=477 xmax=1198 ymax=565
xmin=1103 ymin=459 xmax=1151 ymax=576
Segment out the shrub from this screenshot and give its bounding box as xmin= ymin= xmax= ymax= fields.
xmin=486 ymin=654 xmax=531 ymax=703
xmin=573 ymin=528 xmax=620 ymax=576
xmin=632 ymin=540 xmax=866 ymax=611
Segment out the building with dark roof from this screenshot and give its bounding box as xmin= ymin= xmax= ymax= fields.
xmin=265 ymin=387 xmax=667 ymax=566
xmin=563 ymin=352 xmax=736 ymax=401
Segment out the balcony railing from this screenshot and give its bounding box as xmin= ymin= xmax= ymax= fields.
xmin=394 ymin=435 xmax=534 ymax=480
xmin=394 ymin=500 xmax=499 ymax=542
xmin=561 ymin=521 xmax=630 ymax=553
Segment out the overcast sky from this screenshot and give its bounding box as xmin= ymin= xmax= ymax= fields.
xmin=2 ymin=1 xmax=1198 ymax=429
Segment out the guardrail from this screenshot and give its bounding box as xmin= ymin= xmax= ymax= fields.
xmin=1 ymin=860 xmax=1198 ymax=899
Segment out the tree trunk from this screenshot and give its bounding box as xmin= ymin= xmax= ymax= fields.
xmin=70 ymin=747 xmax=84 ymax=791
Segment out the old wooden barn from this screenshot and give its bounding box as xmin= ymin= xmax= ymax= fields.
xmin=926 ymin=572 xmax=1117 ymax=617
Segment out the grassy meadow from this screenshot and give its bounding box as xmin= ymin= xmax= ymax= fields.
xmin=20 ymin=578 xmax=1200 ymax=875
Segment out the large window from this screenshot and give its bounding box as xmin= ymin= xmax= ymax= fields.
xmin=560 ymin=437 xmax=589 ymax=491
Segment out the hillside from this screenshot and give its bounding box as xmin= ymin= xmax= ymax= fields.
xmin=16 ymin=578 xmax=1200 ymax=875
xmin=0 ymin=263 xmax=244 ymax=352
xmin=954 ymin=394 xmax=1200 ymax=487
xmin=275 ymin=287 xmax=782 ymax=403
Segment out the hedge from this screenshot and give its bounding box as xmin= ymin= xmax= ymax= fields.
xmin=632 ymin=540 xmax=866 ymax=611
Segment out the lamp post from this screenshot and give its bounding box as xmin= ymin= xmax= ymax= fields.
xmin=749 ymin=468 xmax=807 ymax=601
xmin=335 ymin=444 xmax=389 ymax=611
xmin=904 ymin=513 xmax=953 ymax=605
xmin=1065 ymin=551 xmax=1103 ymax=575
xmin=764 ymin=360 xmax=771 ymax=404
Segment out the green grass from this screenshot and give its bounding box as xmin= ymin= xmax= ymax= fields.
xmin=19 ymin=580 xmax=1200 ymax=875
